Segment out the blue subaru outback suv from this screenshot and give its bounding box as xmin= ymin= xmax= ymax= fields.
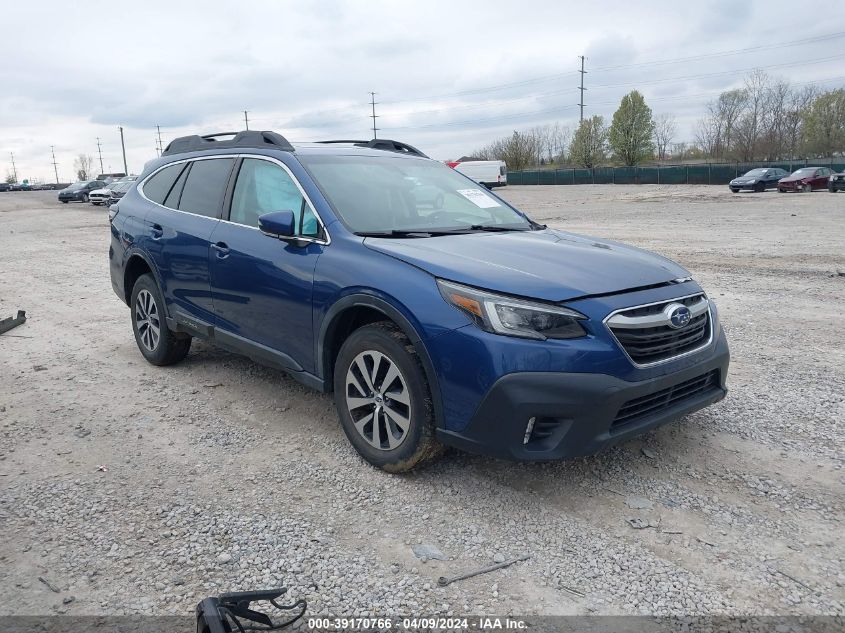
xmin=109 ymin=131 xmax=729 ymax=471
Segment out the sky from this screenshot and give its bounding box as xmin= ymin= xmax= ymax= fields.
xmin=2 ymin=0 xmax=845 ymax=182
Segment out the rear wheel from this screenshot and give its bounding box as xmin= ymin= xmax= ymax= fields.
xmin=81 ymin=193 xmax=89 ymax=202
xmin=753 ymin=182 xmax=765 ymax=193
xmin=333 ymin=322 xmax=441 ymax=472
xmin=130 ymin=274 xmax=191 ymax=366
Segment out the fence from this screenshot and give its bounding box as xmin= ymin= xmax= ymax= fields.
xmin=507 ymin=159 xmax=845 ymax=186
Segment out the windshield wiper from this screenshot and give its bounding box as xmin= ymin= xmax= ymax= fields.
xmin=465 ymin=224 xmax=528 ymax=232
xmin=357 ymin=229 xmax=458 ymax=238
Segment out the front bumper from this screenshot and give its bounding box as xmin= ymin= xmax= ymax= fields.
xmin=437 ymin=329 xmax=729 ymax=460
xmin=729 ymin=182 xmax=756 ymax=190
xmin=58 ymin=193 xmax=84 ymax=201
xmin=829 ymin=179 xmax=845 ymax=191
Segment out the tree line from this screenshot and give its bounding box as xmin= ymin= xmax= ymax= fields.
xmin=472 ymin=71 xmax=844 ymax=170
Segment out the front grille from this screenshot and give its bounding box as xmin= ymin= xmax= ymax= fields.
xmin=612 ymin=369 xmax=719 ymax=430
xmin=606 ymin=294 xmax=711 ymax=365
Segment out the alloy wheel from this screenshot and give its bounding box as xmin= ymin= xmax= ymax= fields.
xmin=135 ymin=289 xmax=161 ymax=352
xmin=345 ymin=350 xmax=411 ymax=450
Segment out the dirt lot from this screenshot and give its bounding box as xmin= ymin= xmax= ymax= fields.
xmin=0 ymin=186 xmax=843 ymax=617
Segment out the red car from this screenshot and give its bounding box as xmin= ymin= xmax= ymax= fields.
xmin=778 ymin=167 xmax=833 ymax=192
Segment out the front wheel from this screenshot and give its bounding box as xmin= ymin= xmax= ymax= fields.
xmin=802 ymin=184 xmax=812 ymax=193
xmin=130 ymin=274 xmax=191 ymax=366
xmin=730 ymin=188 xmax=739 ymax=193
xmin=333 ymin=322 xmax=441 ymax=472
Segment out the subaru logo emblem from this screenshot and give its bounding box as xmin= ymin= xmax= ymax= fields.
xmin=667 ymin=304 xmax=691 ymax=329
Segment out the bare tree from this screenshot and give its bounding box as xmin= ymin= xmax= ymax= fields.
xmin=74 ymin=154 xmax=95 ymax=181
xmin=653 ymin=114 xmax=677 ymax=161
xmin=4 ymin=169 xmax=15 ymax=184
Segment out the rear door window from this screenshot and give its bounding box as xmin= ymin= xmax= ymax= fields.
xmin=178 ymin=159 xmax=235 ymax=218
xmin=164 ymin=163 xmax=191 ymax=209
xmin=142 ymin=163 xmax=184 ymax=204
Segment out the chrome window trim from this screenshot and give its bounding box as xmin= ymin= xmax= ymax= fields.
xmin=602 ymin=292 xmax=714 ymax=369
xmin=137 ymin=153 xmax=331 ymax=245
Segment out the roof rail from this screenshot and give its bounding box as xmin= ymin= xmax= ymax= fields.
xmin=318 ymin=138 xmax=428 ymax=158
xmin=162 ymin=130 xmax=294 ymax=156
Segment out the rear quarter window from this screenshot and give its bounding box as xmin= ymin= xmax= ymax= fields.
xmin=178 ymin=159 xmax=235 ymax=218
xmin=142 ymin=163 xmax=185 ymax=205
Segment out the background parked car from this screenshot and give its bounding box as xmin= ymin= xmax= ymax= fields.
xmin=778 ymin=167 xmax=832 ymax=192
xmin=57 ymin=180 xmax=106 ymax=203
xmin=89 ymin=183 xmax=118 ymax=205
xmin=107 ymin=180 xmax=133 ymax=204
xmin=452 ymin=160 xmax=508 ymax=188
xmin=728 ymin=167 xmax=789 ymax=193
xmin=0 ymin=182 xmax=10 ymax=192
xmin=828 ymin=171 xmax=845 ymax=192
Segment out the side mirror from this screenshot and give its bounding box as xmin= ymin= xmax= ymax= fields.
xmin=258 ymin=210 xmax=296 ymax=239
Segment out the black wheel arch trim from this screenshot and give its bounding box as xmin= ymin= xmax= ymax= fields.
xmin=123 ymin=248 xmax=168 ymax=310
xmin=317 ymin=292 xmax=445 ymax=428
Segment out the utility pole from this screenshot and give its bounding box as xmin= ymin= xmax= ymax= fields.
xmin=96 ymin=137 xmax=105 ymax=175
xmin=156 ymin=125 xmax=163 ymax=156
xmin=51 ymin=146 xmax=60 ymax=184
xmin=10 ymin=152 xmax=18 ymax=182
xmin=369 ymin=92 xmax=379 ymax=139
xmin=578 ymin=55 xmax=587 ymax=123
xmin=243 ymin=110 xmax=249 ymax=130
xmin=118 ymin=126 xmax=128 ymax=175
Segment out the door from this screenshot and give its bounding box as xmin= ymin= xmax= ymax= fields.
xmin=142 ymin=157 xmax=235 ymax=327
xmin=209 ymin=156 xmax=326 ymax=373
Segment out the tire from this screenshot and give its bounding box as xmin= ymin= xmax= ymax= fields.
xmin=753 ymin=182 xmax=765 ymax=193
xmin=130 ymin=273 xmax=191 ymax=366
xmin=333 ymin=322 xmax=441 ymax=472
xmin=61 ymin=200 xmax=68 ymax=204
xmin=802 ymin=184 xmax=812 ymax=193
xmin=81 ymin=193 xmax=89 ymax=203
xmin=730 ymin=188 xmax=739 ymax=193
xmin=778 ymin=188 xmax=786 ymax=193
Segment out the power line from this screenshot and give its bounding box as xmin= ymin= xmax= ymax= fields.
xmin=381 ymin=74 xmax=845 ymax=132
xmin=369 ymin=92 xmax=379 ymax=139
xmin=377 ymin=29 xmax=845 ymax=107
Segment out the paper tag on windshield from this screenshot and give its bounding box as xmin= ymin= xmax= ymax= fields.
xmin=457 ymin=188 xmax=500 ymax=208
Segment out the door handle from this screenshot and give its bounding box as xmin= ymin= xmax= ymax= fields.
xmin=212 ymin=241 xmax=230 ymax=258
xmin=150 ymin=223 xmax=163 ymax=239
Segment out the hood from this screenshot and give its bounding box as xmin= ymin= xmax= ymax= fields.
xmin=780 ymin=174 xmax=809 ymax=183
xmin=364 ymin=229 xmax=689 ymax=302
xmin=91 ymin=187 xmax=110 ymax=195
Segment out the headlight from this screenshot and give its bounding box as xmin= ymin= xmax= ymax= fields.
xmin=437 ymin=279 xmax=587 ymax=340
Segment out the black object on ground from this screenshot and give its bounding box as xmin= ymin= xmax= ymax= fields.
xmin=196 ymin=587 xmax=306 ymax=633
xmin=0 ymin=310 xmax=26 ymax=335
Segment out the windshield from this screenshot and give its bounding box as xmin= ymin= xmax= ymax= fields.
xmin=743 ymin=169 xmax=766 ymax=177
xmin=68 ymin=181 xmax=91 ymax=190
xmin=300 ymin=154 xmax=532 ymax=234
xmin=791 ymin=168 xmax=815 ymax=176
xmin=111 ymin=181 xmax=132 ymax=192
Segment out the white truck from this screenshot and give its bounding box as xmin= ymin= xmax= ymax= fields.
xmin=452 ymin=160 xmax=507 ymax=189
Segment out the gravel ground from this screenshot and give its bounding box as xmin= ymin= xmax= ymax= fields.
xmin=0 ymin=186 xmax=842 ymax=618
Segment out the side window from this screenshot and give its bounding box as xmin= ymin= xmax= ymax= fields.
xmin=178 ymin=158 xmax=235 ymax=218
xmin=230 ymin=158 xmax=320 ymax=237
xmin=142 ymin=164 xmax=184 ymax=205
